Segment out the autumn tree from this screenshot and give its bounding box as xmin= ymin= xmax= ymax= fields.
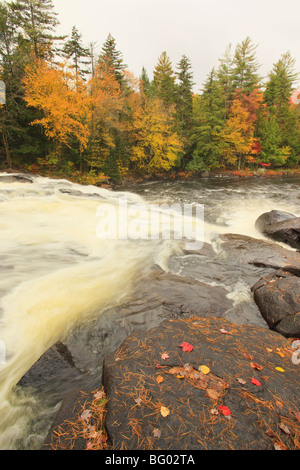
xmin=23 ymin=59 xmax=91 ymax=166
xmin=220 ymin=98 xmax=256 ymax=168
xmin=131 ymin=97 xmax=182 ymax=174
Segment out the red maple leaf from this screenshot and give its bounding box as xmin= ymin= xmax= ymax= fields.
xmin=180 ymin=342 xmax=194 ymax=352
xmin=219 ymin=405 xmax=231 ymax=416
xmin=250 ymin=377 xmax=261 ymax=387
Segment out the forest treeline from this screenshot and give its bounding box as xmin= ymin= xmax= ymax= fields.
xmin=0 ymin=0 xmax=300 ymax=183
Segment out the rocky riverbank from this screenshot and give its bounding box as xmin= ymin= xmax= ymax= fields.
xmin=14 ymin=208 xmax=300 ymax=451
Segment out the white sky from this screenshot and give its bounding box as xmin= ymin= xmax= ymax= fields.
xmin=52 ymin=0 xmax=300 ymax=92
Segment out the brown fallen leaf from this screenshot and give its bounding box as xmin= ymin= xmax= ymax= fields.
xmin=134 ymin=397 xmax=142 ymax=406
xmin=243 ymin=352 xmax=254 ymax=361
xmin=274 ymin=442 xmax=287 ymax=450
xmin=265 ymin=427 xmax=276 ymax=438
xmin=294 ymin=411 xmax=300 ymax=423
xmin=279 ymin=422 xmax=291 ymax=435
xmin=210 ymin=408 xmax=219 ymax=415
xmin=206 ymin=388 xmax=222 ymax=400
xmin=156 ymin=375 xmax=164 ymax=384
xmin=237 ymin=378 xmax=246 ymax=385
xmin=250 ymin=362 xmax=263 ymax=371
xmin=152 ymin=428 xmax=161 ymax=438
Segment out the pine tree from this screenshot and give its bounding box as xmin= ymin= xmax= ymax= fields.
xmin=63 ymin=26 xmax=90 ymax=84
xmin=217 ymin=44 xmax=234 ymax=112
xmin=152 ymin=51 xmax=176 ymax=106
xmin=175 ymin=54 xmax=194 ymax=135
xmin=232 ymin=37 xmax=261 ymax=95
xmin=187 ymin=69 xmax=226 ymax=171
xmin=98 ymin=33 xmax=127 ymax=87
xmin=139 ymin=66 xmax=150 ymax=97
xmin=9 ymin=0 xmax=62 ymax=59
xmin=264 ymin=52 xmax=300 ymax=165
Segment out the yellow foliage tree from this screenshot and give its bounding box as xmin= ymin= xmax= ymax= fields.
xmin=23 ymin=60 xmax=91 ymax=162
xmin=131 ymin=97 xmax=182 ymax=173
xmin=220 ymin=98 xmax=255 ymax=168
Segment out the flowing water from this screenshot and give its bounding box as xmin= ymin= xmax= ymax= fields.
xmin=0 ymin=172 xmax=299 ymax=449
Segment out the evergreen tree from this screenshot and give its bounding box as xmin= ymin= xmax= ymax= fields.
xmin=9 ymin=0 xmax=62 ymax=59
xmin=139 ymin=66 xmax=150 ymax=97
xmin=232 ymin=37 xmax=261 ymax=95
xmin=187 ymin=69 xmax=226 ymax=171
xmin=175 ymin=54 xmax=194 ymax=135
xmin=217 ymin=44 xmax=234 ymax=112
xmin=152 ymin=51 xmax=176 ymax=106
xmin=98 ymin=33 xmax=127 ymax=86
xmin=264 ymin=52 xmax=300 ymax=165
xmin=63 ymin=26 xmax=90 ymax=84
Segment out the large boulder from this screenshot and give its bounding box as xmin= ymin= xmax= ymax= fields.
xmin=251 ymin=268 xmax=300 ymax=337
xmin=263 ymin=218 xmax=300 ymax=250
xmin=255 ymin=210 xmax=296 ymax=232
xmin=255 ymin=210 xmax=300 ymax=249
xmin=102 ymin=317 xmax=300 ymax=450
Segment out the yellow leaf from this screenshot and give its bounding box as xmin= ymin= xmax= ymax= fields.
xmin=266 ymin=348 xmax=273 ymax=353
xmin=160 ymin=406 xmax=170 ymax=417
xmin=276 ymin=351 xmax=285 ymax=357
xmin=200 ymin=365 xmax=210 ymax=375
xmin=176 ymin=375 xmax=185 ymax=379
xmin=275 ymin=367 xmax=285 ymax=373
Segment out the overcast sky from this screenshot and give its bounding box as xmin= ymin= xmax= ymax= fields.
xmin=52 ymin=0 xmax=300 ymax=92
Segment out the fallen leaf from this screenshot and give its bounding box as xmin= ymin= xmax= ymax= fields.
xmin=275 ymin=400 xmax=284 ymax=409
xmin=80 ymin=409 xmax=92 ymax=422
xmin=152 ymin=428 xmax=161 ymax=438
xmin=199 ymin=365 xmax=210 ymax=375
xmin=156 ymin=375 xmax=164 ymax=384
xmin=276 ymin=351 xmax=285 ymax=358
xmin=243 ymin=352 xmax=254 ymax=361
xmin=94 ymin=391 xmax=104 ymax=400
xmin=220 ymin=328 xmax=228 ymax=334
xmin=274 ymin=442 xmax=287 ymax=450
xmin=250 ymin=377 xmax=261 ymax=387
xmin=279 ymin=422 xmax=291 ymax=434
xmin=266 ymin=348 xmax=273 ymax=353
xmin=265 ymin=427 xmax=276 ymax=438
xmin=160 ymin=406 xmax=170 ymax=417
xmin=180 ymin=342 xmax=194 ymax=352
xmin=210 ymin=408 xmax=219 ymax=415
xmin=275 ymin=367 xmax=285 ymax=373
xmin=168 ymin=366 xmax=187 ymax=376
xmin=250 ymin=362 xmax=263 ymax=371
xmin=134 ymin=397 xmax=142 ymax=406
xmin=161 ymin=353 xmax=169 ymax=360
xmin=207 ymin=388 xmax=222 ymax=400
xmin=237 ymin=378 xmax=246 ymax=385
xmin=176 ymin=374 xmax=185 ymax=379
xmin=219 ymin=405 xmax=231 ymax=416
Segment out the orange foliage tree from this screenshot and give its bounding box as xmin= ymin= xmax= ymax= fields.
xmin=23 ymin=59 xmax=91 ymax=164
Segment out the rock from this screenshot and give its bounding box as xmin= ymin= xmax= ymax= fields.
xmin=103 ymin=316 xmax=300 ymax=450
xmin=263 ymin=218 xmax=300 ymax=249
xmin=17 ymin=342 xmax=82 ymax=398
xmin=255 ymin=210 xmax=296 ymax=232
xmin=251 ymin=269 xmax=300 ymax=337
xmin=0 ymin=173 xmax=33 ymax=183
xmin=254 ymin=210 xmax=300 ymax=249
xmin=218 ymin=233 xmax=300 ymax=270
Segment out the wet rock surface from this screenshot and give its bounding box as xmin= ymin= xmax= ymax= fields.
xmin=255 ymin=210 xmax=300 ymax=249
xmin=102 ymin=317 xmax=299 ymax=450
xmin=252 ymin=269 xmax=300 ymax=337
xmin=218 ymin=233 xmax=300 ymax=269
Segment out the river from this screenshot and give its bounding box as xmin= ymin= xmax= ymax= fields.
xmin=0 ymin=172 xmax=299 ymax=449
